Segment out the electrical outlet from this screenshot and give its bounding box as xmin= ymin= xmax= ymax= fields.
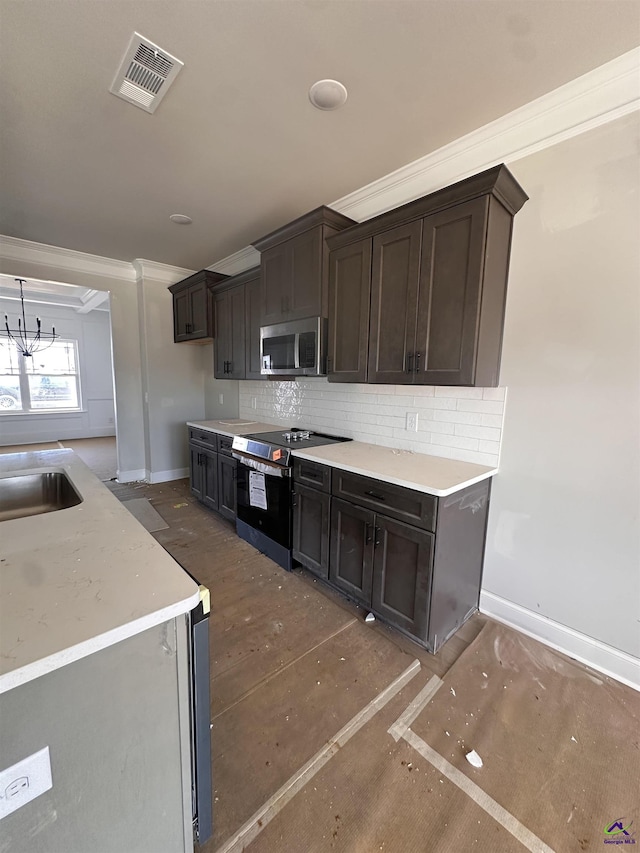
xmin=0 ymin=747 xmax=52 ymax=819
xmin=251 ymin=397 xmax=257 ymax=410
xmin=406 ymin=412 xmax=418 ymax=432
xmin=218 ymin=393 xmax=224 ymax=405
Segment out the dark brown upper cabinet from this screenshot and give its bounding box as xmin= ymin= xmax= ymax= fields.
xmin=252 ymin=206 xmax=355 ymax=326
xmin=213 ymin=267 xmax=264 ymax=380
xmin=168 ymin=269 xmax=228 ymax=343
xmin=327 ymin=164 xmax=528 ymax=386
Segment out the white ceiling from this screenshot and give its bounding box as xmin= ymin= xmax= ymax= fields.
xmin=0 ymin=274 xmax=109 ymax=313
xmin=0 ymin=1 xmax=638 ymax=270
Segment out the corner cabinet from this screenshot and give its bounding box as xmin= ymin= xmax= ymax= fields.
xmin=252 ymin=206 xmax=355 ymax=327
xmin=169 ymin=270 xmax=228 ymax=343
xmin=213 ymin=267 xmax=264 ymax=380
xmin=327 ymin=164 xmax=528 ymax=386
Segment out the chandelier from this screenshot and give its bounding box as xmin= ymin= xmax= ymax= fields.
xmin=2 ymin=278 xmax=58 ymax=358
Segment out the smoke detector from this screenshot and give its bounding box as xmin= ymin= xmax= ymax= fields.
xmin=110 ymin=32 xmax=184 ymax=114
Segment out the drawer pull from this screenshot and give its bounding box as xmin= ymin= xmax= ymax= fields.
xmin=365 ymin=490 xmax=386 ymax=501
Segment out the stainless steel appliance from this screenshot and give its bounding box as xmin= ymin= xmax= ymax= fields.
xmin=260 ymin=317 xmax=327 ymax=376
xmin=232 ymin=428 xmax=351 ymax=569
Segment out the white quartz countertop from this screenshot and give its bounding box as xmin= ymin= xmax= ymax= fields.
xmin=0 ymin=449 xmax=200 ymax=694
xmin=291 ymin=442 xmax=497 ymax=497
xmin=187 ymin=419 xmax=280 ymax=437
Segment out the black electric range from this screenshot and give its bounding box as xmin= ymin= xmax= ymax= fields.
xmin=232 ymin=428 xmax=351 ymax=570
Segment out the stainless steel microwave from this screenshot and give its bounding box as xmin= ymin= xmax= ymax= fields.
xmin=260 ymin=317 xmax=328 ymax=376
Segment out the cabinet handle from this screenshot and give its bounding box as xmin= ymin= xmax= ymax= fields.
xmin=327 ymin=356 xmax=332 ymax=373
xmin=228 ymin=360 xmax=232 ymax=374
xmin=365 ymin=523 xmax=373 ymax=545
xmin=374 ymin=526 xmax=382 ymax=547
xmin=405 ymin=352 xmax=414 ymax=373
xmin=291 ymin=490 xmax=297 ymax=507
xmin=186 ymin=322 xmax=192 ymax=334
xmin=365 ymin=490 xmax=386 ymax=501
xmin=415 ymin=351 xmax=422 ymax=373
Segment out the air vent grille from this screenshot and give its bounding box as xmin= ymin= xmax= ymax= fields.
xmin=110 ymin=32 xmax=183 ymax=114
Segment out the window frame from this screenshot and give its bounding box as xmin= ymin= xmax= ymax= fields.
xmin=0 ymin=338 xmax=83 ymax=415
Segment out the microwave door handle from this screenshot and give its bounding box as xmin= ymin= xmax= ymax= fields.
xmin=294 ymin=332 xmax=301 ymax=369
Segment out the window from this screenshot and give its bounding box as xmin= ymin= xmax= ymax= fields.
xmin=0 ymin=340 xmax=82 ymax=412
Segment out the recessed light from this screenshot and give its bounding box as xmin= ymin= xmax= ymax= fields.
xmin=309 ymin=79 xmax=348 ymax=111
xmin=169 ymin=213 xmax=193 ymax=225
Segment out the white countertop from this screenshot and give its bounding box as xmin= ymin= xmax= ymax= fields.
xmin=187 ymin=419 xmax=280 ymax=437
xmin=291 ymin=442 xmax=497 ymax=497
xmin=0 ymin=449 xmax=200 ymax=694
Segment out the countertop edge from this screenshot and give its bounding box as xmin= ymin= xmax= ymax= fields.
xmin=0 ymin=589 xmax=200 ymax=696
xmin=290 ymin=448 xmax=497 ymax=496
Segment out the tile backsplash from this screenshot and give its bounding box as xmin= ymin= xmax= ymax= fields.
xmin=239 ymin=380 xmax=506 ymax=467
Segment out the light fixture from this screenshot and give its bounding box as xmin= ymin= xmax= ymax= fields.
xmin=309 ymin=79 xmax=348 ymax=111
xmin=169 ymin=213 xmax=193 ymax=225
xmin=1 ymin=278 xmax=58 ymax=358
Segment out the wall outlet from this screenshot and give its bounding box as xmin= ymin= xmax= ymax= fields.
xmin=406 ymin=412 xmax=418 ymax=432
xmin=218 ymin=393 xmax=224 ymax=405
xmin=251 ymin=397 xmax=257 ymax=410
xmin=0 ymin=746 xmax=52 ymax=819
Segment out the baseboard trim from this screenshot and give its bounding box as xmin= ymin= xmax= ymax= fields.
xmin=480 ymin=591 xmax=640 ymax=692
xmin=148 ymin=467 xmax=189 ymax=484
xmin=117 ymin=468 xmax=147 ymax=483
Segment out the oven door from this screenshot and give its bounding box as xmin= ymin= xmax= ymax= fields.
xmin=235 ymin=455 xmax=292 ymax=549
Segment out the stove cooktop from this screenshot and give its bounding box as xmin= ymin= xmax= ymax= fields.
xmin=232 ymin=428 xmax=351 ymax=465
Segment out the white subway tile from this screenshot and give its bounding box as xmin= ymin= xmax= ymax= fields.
xmin=482 ymin=387 xmax=506 ymax=401
xmin=454 ymin=424 xmax=501 ymax=441
xmin=411 ymin=386 xmax=436 ymax=398
xmin=478 ymin=439 xmax=501 ymax=454
xmin=431 ymin=434 xmax=479 ymax=451
xmin=432 ymin=409 xmax=482 ymax=425
xmin=480 ymin=413 xmax=503 ymax=428
xmin=456 ymin=399 xmax=504 ymax=414
xmin=434 ymin=387 xmax=484 ymax=399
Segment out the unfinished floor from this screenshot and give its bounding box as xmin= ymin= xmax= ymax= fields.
xmin=3 ymin=439 xmax=638 ymax=852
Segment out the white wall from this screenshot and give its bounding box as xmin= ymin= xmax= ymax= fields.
xmin=0 ymin=301 xmax=115 ymax=445
xmin=481 ymin=113 xmax=639 ymax=672
xmin=239 ymin=380 xmax=506 ymax=467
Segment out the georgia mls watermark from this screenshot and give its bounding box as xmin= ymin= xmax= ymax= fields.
xmin=604 ymin=818 xmax=636 ymax=845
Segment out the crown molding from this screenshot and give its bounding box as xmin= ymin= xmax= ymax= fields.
xmin=329 ymin=48 xmax=640 ymax=222
xmin=133 ymin=258 xmax=195 ymax=285
xmin=206 ymin=245 xmax=261 ymax=276
xmin=0 ymin=235 xmax=136 ymax=282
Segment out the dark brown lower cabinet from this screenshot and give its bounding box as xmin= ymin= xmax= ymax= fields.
xmin=292 ymin=483 xmax=331 ymax=579
xmin=190 ymin=445 xmax=218 ymax=512
xmin=217 ymin=452 xmax=237 ymax=523
xmin=188 ymin=429 xmax=237 ymax=521
xmin=326 ymin=473 xmax=491 ymax=652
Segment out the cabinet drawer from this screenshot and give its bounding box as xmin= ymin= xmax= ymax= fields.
xmin=293 ymin=458 xmax=331 ymax=493
xmin=217 ymin=434 xmax=234 ymax=456
xmin=189 ymin=428 xmax=217 ymax=449
xmin=332 ymin=470 xmax=436 ymax=532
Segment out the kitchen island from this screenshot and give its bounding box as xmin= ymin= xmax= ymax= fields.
xmin=0 ymin=449 xmax=200 ymax=853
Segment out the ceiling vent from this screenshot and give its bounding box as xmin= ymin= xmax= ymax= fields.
xmin=109 ymin=32 xmax=183 ymax=114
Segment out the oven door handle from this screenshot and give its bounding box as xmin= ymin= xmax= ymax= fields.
xmin=232 ymin=451 xmax=289 ymax=477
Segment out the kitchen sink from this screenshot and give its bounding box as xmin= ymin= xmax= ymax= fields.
xmin=0 ymin=471 xmax=83 ymax=522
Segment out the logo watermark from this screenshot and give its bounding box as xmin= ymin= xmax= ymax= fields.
xmin=604 ymin=818 xmax=636 ymax=845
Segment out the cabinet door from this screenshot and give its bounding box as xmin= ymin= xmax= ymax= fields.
xmin=261 ymin=243 xmax=290 ymax=325
xmin=371 ymin=515 xmax=433 ymax=642
xmin=288 ymin=227 xmax=323 ymax=320
xmin=329 ymin=498 xmax=374 ymax=606
xmin=244 ymin=276 xmax=264 ymax=380
xmin=327 ymin=239 xmax=372 ymax=383
xmin=367 ymin=221 xmax=422 ymax=384
xmin=174 ymin=290 xmax=191 ymax=342
xmin=214 ymin=289 xmax=231 ymax=379
xmin=292 ymin=483 xmax=331 ymax=578
xmin=189 ymin=444 xmax=203 ymax=500
xmin=217 ymin=453 xmax=237 ymax=522
xmin=201 ymin=448 xmax=219 ymax=511
xmin=188 ymin=281 xmax=211 ymax=339
xmin=416 ymin=197 xmax=488 ymax=385
xmin=227 ymin=285 xmax=246 ymax=379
